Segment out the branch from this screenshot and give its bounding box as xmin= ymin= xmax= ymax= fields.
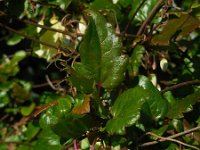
xmin=0 ymin=22 xmax=70 ymax=52
xmin=137 ymin=0 xmax=165 ymax=36
xmin=123 ymin=0 xmax=147 ymax=33
xmin=161 ymin=80 xmax=200 ymax=93
xmin=0 ymin=10 xmax=78 ymax=38
xmin=138 ymin=126 xmax=200 ymax=148
xmin=141 ymin=132 xmax=200 ymax=150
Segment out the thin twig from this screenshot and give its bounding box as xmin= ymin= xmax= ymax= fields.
xmin=139 ymin=126 xmax=200 ymax=148
xmin=0 ymin=11 xmax=139 ymax=39
xmin=0 ymin=10 xmax=78 ymax=38
xmin=161 ymin=80 xmax=200 ymax=93
xmin=123 ymin=0 xmax=147 ymax=33
xmin=137 ymin=0 xmax=165 ymax=36
xmin=32 ymin=80 xmax=60 ymax=88
xmin=0 ymin=22 xmax=71 ymax=53
xmin=143 ymin=132 xmax=200 ymax=150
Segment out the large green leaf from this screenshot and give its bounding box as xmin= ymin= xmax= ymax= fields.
xmin=151 ymin=14 xmax=200 ymax=45
xmin=106 ymin=86 xmax=149 ymax=135
xmin=77 ymin=10 xmax=128 ymax=90
xmin=164 ymin=91 xmax=200 ymax=119
xmin=138 ymin=76 xmax=168 ymax=120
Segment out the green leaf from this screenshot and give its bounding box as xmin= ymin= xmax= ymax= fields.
xmin=49 ymin=0 xmax=72 ymax=10
xmin=78 ymin=10 xmax=128 ymax=90
xmin=7 ymin=34 xmax=24 ymax=46
xmin=106 ymin=86 xmax=149 ymax=135
xmin=0 ymin=51 xmax=26 ymax=82
xmin=128 ymin=45 xmax=145 ymax=77
xmin=51 ymin=114 xmax=96 ymax=139
xmin=138 ymin=76 xmax=168 ymax=120
xmin=39 ymin=95 xmax=95 ymax=139
xmin=90 ymin=0 xmax=122 ymax=20
xmin=34 ymin=128 xmax=61 ymax=150
xmin=0 ymin=91 xmax=10 ymax=108
xmin=69 ymin=63 xmax=94 ymax=94
xmin=128 ymin=0 xmax=158 ymax=22
xmin=164 ymin=91 xmax=200 ymax=119
xmin=21 ymin=103 xmax=36 ymax=116
xmin=24 ymin=122 xmax=40 ymax=141
xmin=151 ymin=14 xmax=200 ymax=45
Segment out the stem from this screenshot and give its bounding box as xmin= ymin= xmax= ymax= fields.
xmin=0 ymin=22 xmax=69 ymax=52
xmin=161 ymin=80 xmax=200 ymax=93
xmin=141 ymin=132 xmax=200 ymax=150
xmin=139 ymin=126 xmax=200 ymax=148
xmin=123 ymin=0 xmax=147 ymax=33
xmin=137 ymin=0 xmax=165 ymax=36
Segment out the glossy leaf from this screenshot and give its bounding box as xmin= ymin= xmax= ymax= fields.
xmin=106 ymin=86 xmax=149 ymax=135
xmin=39 ymin=95 xmax=96 ymax=139
xmin=33 ymin=128 xmax=61 ymax=150
xmin=138 ymin=76 xmax=168 ymax=120
xmin=164 ymin=91 xmax=200 ymax=119
xmin=78 ymin=10 xmax=128 ymax=89
xmin=152 ymin=14 xmax=200 ymax=45
xmin=129 ymin=45 xmax=145 ymax=77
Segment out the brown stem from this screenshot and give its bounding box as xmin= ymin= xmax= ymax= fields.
xmin=137 ymin=0 xmax=165 ymax=36
xmin=161 ymin=80 xmax=200 ymax=93
xmin=138 ymin=126 xmax=200 ymax=148
xmin=123 ymin=0 xmax=147 ymax=33
xmin=140 ymin=132 xmax=200 ymax=150
xmin=0 ymin=11 xmax=78 ymax=38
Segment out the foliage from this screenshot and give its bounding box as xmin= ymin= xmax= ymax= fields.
xmin=1 ymin=0 xmax=200 ymax=149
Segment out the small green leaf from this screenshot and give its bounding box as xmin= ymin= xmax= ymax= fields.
xmin=24 ymin=122 xmax=40 ymax=141
xmin=138 ymin=76 xmax=168 ymax=120
xmin=7 ymin=34 xmax=24 ymax=46
xmin=129 ymin=45 xmax=145 ymax=77
xmin=164 ymin=91 xmax=200 ymax=119
xmin=106 ymin=86 xmax=149 ymax=135
xmin=21 ymin=103 xmax=36 ymax=116
xmin=0 ymin=91 xmax=10 ymax=108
